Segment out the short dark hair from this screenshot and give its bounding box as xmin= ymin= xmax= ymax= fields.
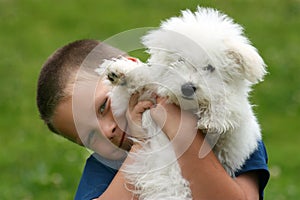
xmin=36 ymin=39 xmax=125 ymax=133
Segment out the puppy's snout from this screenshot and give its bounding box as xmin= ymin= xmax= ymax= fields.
xmin=181 ymin=82 xmax=197 ymax=97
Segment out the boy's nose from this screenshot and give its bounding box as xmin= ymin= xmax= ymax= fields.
xmin=101 ymin=120 xmax=118 ymax=138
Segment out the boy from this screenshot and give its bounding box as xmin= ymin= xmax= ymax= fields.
xmin=37 ymin=39 xmax=269 ymax=199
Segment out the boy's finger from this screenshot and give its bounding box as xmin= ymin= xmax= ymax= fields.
xmin=134 ymin=101 xmax=153 ymax=114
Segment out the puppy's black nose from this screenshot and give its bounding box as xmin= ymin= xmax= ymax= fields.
xmin=181 ymin=82 xmax=197 ymax=97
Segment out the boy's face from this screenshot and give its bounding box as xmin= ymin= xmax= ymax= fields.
xmin=52 ymin=79 xmax=132 ymax=160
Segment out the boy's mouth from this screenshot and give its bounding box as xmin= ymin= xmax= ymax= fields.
xmin=118 ymin=120 xmax=128 ymax=148
xmin=118 ymin=131 xmax=126 ymax=148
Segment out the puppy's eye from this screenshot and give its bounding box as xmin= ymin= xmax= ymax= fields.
xmin=203 ymin=64 xmax=215 ymax=72
xmin=98 ymin=98 xmax=108 ymax=115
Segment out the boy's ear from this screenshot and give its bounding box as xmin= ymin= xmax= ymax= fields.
xmin=226 ymin=41 xmax=267 ymax=84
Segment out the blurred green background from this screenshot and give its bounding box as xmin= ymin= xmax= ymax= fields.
xmin=0 ymin=0 xmax=299 ymax=199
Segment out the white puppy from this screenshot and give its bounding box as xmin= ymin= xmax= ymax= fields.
xmin=97 ymin=6 xmax=267 ymax=200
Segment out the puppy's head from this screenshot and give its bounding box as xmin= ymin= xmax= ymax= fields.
xmin=143 ymin=7 xmax=266 ymax=86
xmin=142 ymin=7 xmax=267 ymax=132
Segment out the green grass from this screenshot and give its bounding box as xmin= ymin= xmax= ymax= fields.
xmin=0 ymin=0 xmax=299 ymax=199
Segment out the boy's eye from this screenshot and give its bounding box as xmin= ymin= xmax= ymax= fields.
xmin=98 ymin=98 xmax=108 ymax=115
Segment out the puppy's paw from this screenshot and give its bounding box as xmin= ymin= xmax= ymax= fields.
xmin=107 ymin=69 xmax=126 ymax=85
xmin=101 ymin=57 xmax=141 ymax=86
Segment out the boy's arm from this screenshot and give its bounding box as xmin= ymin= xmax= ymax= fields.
xmin=150 ymin=97 xmax=260 ymax=200
xmin=176 ymin=130 xmax=260 ymax=199
xmin=93 ymin=144 xmax=142 ymax=200
xmin=96 ymin=96 xmax=262 ymax=200
xmin=94 ymin=135 xmax=260 ymax=200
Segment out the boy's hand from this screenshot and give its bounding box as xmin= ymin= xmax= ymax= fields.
xmin=150 ymin=96 xmax=198 ymax=140
xmin=125 ymin=92 xmax=153 ymax=139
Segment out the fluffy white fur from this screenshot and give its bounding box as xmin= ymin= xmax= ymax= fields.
xmin=96 ymin=7 xmax=266 ymax=200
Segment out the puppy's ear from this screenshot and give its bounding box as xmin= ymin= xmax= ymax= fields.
xmin=226 ymin=41 xmax=267 ymax=84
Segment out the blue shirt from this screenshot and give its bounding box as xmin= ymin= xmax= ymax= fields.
xmin=75 ymin=141 xmax=269 ymax=200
